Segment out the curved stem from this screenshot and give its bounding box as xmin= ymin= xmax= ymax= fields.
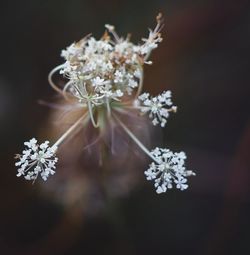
xmin=135 ymin=66 xmax=144 ymax=98
xmin=87 ymin=99 xmax=99 ymax=128
xmin=53 ymin=112 xmax=88 ymax=147
xmin=48 ymin=64 xmax=65 ymax=95
xmin=113 ymin=113 xmax=156 ymax=162
xmin=63 ymin=81 xmax=74 ymax=101
xmin=144 ymin=51 xmax=152 ymax=62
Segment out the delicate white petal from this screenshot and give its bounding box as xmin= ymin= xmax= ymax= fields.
xmin=15 ymin=138 xmax=58 ymax=182
xmin=144 ymin=148 xmax=195 ymax=194
xmin=58 ymin=18 xmax=163 ymax=106
xmin=138 ymin=91 xmax=177 ymax=127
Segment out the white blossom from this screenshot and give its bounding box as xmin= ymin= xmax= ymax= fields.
xmin=61 ymin=43 xmax=83 ymax=60
xmin=128 ymin=79 xmax=138 ymax=88
xmin=134 ymin=69 xmax=142 ymax=79
xmin=138 ymin=91 xmax=177 ymax=127
xmin=114 ymin=70 xmax=124 ymax=84
xmin=115 ymin=89 xmax=124 ymax=97
xmin=15 ymin=138 xmax=58 ymax=182
xmin=140 ymin=31 xmax=162 ymax=55
xmin=59 ymin=16 xmax=163 ymax=106
xmin=105 ymin=24 xmax=114 ymax=30
xmin=139 ymin=13 xmax=163 ymax=57
xmin=144 ymin=148 xmax=195 ymax=193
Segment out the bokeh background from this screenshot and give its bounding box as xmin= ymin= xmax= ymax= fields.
xmin=0 ymin=0 xmax=250 ymax=254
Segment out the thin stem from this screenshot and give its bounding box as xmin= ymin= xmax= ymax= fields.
xmin=124 ymin=105 xmax=177 ymax=114
xmin=144 ymin=51 xmax=152 ymax=62
xmin=53 ymin=112 xmax=88 ymax=147
xmin=63 ymin=81 xmax=74 ymax=101
xmin=108 ymin=29 xmax=120 ymax=43
xmin=135 ymin=67 xmax=144 ymax=98
xmin=106 ymin=97 xmax=111 ymax=117
xmin=113 ymin=113 xmax=156 ymax=162
xmin=24 ymin=161 xmax=37 ymax=173
xmin=87 ymin=99 xmax=99 ymax=128
xmin=48 ymin=64 xmax=65 ymax=95
xmin=124 ymin=105 xmax=145 ymax=110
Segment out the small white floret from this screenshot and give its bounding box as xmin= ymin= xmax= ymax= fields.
xmin=138 ymin=91 xmax=177 ymax=127
xmin=15 ymin=138 xmax=58 ymax=182
xmin=144 ymin=147 xmax=195 ymax=193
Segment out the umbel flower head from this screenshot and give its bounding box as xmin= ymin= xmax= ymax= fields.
xmin=15 ymin=13 xmax=195 ymax=193
xmin=138 ymin=91 xmax=177 ymax=127
xmin=15 ymin=138 xmax=57 ymax=182
xmin=145 ymin=148 xmax=195 ymax=193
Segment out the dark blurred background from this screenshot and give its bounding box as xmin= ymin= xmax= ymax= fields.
xmin=0 ymin=0 xmax=250 ymax=254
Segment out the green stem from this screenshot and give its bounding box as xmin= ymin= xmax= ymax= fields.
xmin=87 ymin=99 xmax=99 ymax=128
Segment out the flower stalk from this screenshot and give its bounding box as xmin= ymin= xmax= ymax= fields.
xmin=53 ymin=112 xmax=89 ymax=147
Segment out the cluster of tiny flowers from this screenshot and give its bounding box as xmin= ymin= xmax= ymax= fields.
xmin=15 ymin=138 xmax=58 ymax=182
xmin=59 ymin=18 xmax=162 ymax=105
xmin=144 ymin=148 xmax=195 ymax=193
xmin=15 ymin=14 xmax=195 ymax=193
xmin=138 ymin=91 xmax=177 ymax=127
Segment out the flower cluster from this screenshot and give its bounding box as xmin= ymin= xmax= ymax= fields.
xmin=58 ymin=15 xmax=163 ymax=106
xmin=145 ymin=148 xmax=195 ymax=193
xmin=138 ymin=91 xmax=177 ymax=127
xmin=15 ymin=138 xmax=58 ymax=182
xmin=15 ymin=14 xmax=195 ymax=193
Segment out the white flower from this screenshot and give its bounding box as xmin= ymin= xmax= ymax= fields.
xmin=115 ymin=89 xmax=124 ymax=97
xmin=115 ymin=41 xmax=132 ymax=54
xmin=97 ymin=40 xmax=113 ymax=51
xmin=144 ymin=147 xmax=195 ymax=193
xmin=92 ymin=77 xmax=107 ymax=88
xmin=58 ymin=17 xmax=163 ymax=107
xmin=114 ymin=70 xmax=124 ymax=84
xmin=140 ymin=13 xmax=163 ymax=57
xmin=61 ymin=43 xmax=84 ymax=61
xmin=15 ymin=138 xmax=58 ymax=182
xmin=134 ymin=69 xmax=142 ymax=79
xmin=105 ymin=24 xmax=115 ymax=31
xmin=174 ymin=178 xmax=188 ymax=191
xmin=138 ymin=91 xmax=177 ymax=127
xmin=128 ymin=79 xmax=138 ymax=88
